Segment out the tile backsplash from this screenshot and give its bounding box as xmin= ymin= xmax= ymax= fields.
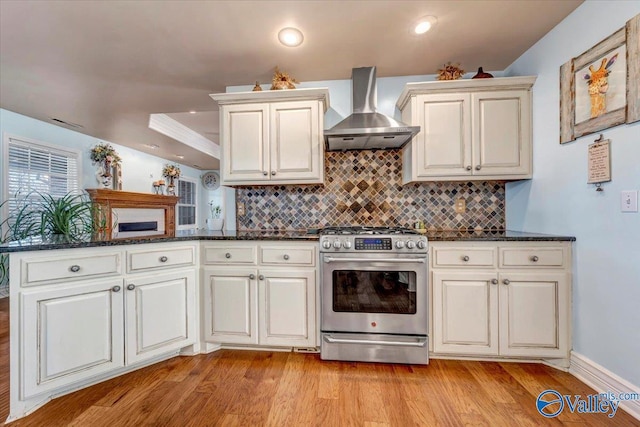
xmin=236 ymin=150 xmax=505 ymax=230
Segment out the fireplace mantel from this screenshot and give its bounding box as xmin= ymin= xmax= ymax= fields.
xmin=86 ymin=189 xmax=179 ymax=239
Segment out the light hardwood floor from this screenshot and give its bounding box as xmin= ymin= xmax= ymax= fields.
xmin=0 ymin=297 xmax=637 ymax=426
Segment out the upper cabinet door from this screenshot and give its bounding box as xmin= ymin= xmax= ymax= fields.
xmin=414 ymin=93 xmax=472 ymax=178
xmin=472 ymin=90 xmax=531 ymax=177
xmin=221 ymin=103 xmax=270 ymax=182
xmin=269 ymin=101 xmax=323 ymax=182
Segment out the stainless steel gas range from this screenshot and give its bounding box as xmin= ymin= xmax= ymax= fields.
xmin=319 ymin=226 xmax=429 ymax=364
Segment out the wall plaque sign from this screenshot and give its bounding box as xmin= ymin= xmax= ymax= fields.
xmin=587 ymin=138 xmax=611 ymax=184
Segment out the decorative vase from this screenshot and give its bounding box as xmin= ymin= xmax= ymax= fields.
xmin=207 ymin=218 xmax=224 ymax=231
xmin=472 ymin=67 xmax=494 ymax=79
xmin=167 ymin=176 xmax=176 ymax=195
xmin=271 ymin=80 xmax=290 ymax=90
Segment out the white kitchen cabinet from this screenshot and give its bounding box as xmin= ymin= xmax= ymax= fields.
xmin=210 ymin=88 xmax=329 ymax=186
xmin=397 ymin=76 xmax=535 ymax=183
xmin=430 ymin=241 xmax=571 ymax=360
xmin=20 ymin=278 xmax=125 ymax=399
xmin=124 ymin=270 xmax=196 ymax=364
xmin=202 ymin=241 xmax=317 ymax=348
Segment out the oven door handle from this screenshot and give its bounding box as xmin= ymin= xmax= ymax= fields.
xmin=323 ymin=335 xmax=427 ymax=348
xmin=323 ymin=257 xmax=425 ymax=264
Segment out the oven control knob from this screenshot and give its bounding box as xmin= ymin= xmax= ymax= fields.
xmin=333 ymin=240 xmax=342 ymax=249
xmin=406 ymin=241 xmax=416 ymax=249
xmin=416 ymin=240 xmax=426 ymax=249
xmin=395 ymin=240 xmax=405 ymax=249
xmin=322 ymin=240 xmax=332 ymax=249
xmin=343 ymin=240 xmax=352 ymax=249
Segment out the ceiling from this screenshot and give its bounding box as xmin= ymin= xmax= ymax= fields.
xmin=0 ymin=0 xmax=583 ymax=170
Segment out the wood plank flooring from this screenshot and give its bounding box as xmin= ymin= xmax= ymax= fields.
xmin=0 ymin=297 xmax=637 ymax=426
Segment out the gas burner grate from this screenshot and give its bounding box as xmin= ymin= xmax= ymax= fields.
xmin=320 ymin=226 xmax=419 ymax=236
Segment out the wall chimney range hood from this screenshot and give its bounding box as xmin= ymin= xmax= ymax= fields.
xmin=324 ymin=66 xmax=420 ymax=151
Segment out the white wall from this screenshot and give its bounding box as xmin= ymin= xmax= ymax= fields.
xmin=0 ymin=108 xmax=225 ymax=229
xmin=505 ymin=3 xmax=640 ymax=386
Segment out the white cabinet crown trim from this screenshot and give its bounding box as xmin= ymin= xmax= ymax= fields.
xmin=211 ymin=87 xmax=330 ymax=112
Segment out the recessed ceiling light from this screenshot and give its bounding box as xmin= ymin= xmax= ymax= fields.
xmin=189 ymin=110 xmax=196 ymax=114
xmin=176 ymin=155 xmax=185 ymax=159
xmin=413 ymin=16 xmax=437 ymax=35
xmin=278 ymin=27 xmax=304 ymax=47
xmin=145 ymin=144 xmax=160 ymax=149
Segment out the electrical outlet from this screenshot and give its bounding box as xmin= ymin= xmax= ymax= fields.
xmin=237 ymin=202 xmax=246 ymax=216
xmin=454 ymin=198 xmax=466 ymax=214
xmin=621 ymin=191 xmax=638 ymax=212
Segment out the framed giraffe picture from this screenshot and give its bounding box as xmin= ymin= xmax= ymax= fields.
xmin=560 ymin=13 xmax=639 ymax=143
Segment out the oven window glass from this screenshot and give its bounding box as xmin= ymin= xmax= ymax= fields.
xmin=332 ymin=270 xmax=417 ymax=314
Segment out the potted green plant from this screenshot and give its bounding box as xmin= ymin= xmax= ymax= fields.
xmin=207 ymin=202 xmax=224 ymax=230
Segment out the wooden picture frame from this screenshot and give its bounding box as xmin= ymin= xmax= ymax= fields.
xmin=560 ymin=14 xmax=639 ymax=143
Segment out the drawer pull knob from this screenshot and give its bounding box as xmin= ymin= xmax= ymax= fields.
xmin=263 ymin=171 xmax=268 ymax=176
xmin=159 ymin=256 xmax=168 ymax=263
xmin=475 ymin=165 xmax=482 ymax=171
xmin=271 ymin=171 xmax=276 ymax=176
xmin=462 ymin=255 xmax=470 ymax=262
xmin=466 ymin=166 xmax=472 ymax=171
xmin=503 ymin=279 xmax=510 ymax=285
xmin=112 ymin=286 xmax=121 ymax=293
xmin=531 ymin=255 xmax=539 ymax=262
xmin=249 ymin=274 xmax=255 ymax=280
xmin=225 ymin=253 xmax=232 ymax=259
xmin=491 ymin=279 xmax=498 ymax=285
xmin=259 ymin=275 xmax=265 ymax=280
xmin=69 ymin=265 xmax=81 ymax=273
xmin=127 ymin=284 xmax=136 ymax=291
xmin=284 ymin=254 xmax=290 ymax=260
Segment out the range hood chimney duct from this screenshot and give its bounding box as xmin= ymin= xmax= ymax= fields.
xmin=324 ymin=66 xmax=420 ymax=151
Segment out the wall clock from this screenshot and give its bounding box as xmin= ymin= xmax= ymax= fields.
xmin=201 ymin=171 xmax=220 ymax=190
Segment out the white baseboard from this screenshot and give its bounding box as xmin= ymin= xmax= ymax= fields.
xmin=570 ymin=351 xmax=640 ymax=421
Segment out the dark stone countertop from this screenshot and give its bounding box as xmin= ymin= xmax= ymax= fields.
xmin=0 ymin=229 xmax=574 ymax=254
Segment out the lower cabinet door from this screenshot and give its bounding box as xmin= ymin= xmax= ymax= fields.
xmin=432 ymin=271 xmax=499 ymax=355
xmin=124 ymin=270 xmax=196 ymax=364
xmin=258 ymin=269 xmax=316 ymax=347
xmin=204 ymin=268 xmax=258 ymax=345
xmin=21 ymin=279 xmax=125 ymax=399
xmin=498 ymin=272 xmax=569 ymax=358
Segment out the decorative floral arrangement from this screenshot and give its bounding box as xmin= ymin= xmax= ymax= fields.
xmin=90 ymin=142 xmax=121 ymax=166
xmin=271 ymin=66 xmax=298 ymax=90
xmin=208 ymin=201 xmax=222 ymax=219
xmin=437 ymin=62 xmax=465 ymax=81
xmin=162 ymin=164 xmax=181 ymax=179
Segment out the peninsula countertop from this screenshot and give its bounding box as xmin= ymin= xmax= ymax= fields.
xmin=0 ymin=229 xmax=576 ymax=253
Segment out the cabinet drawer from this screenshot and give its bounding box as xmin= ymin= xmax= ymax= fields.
xmin=433 ymin=247 xmax=496 ymax=267
xmin=128 ymin=247 xmax=195 ymax=272
xmin=260 ymin=246 xmax=315 ymax=266
xmin=22 ymin=253 xmax=122 ymax=285
xmin=203 ymin=246 xmax=257 ymax=265
xmin=500 ymin=248 xmax=564 ymax=268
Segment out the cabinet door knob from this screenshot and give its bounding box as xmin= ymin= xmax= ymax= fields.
xmin=69 ymin=265 xmax=81 ymax=273
xmin=225 ymin=253 xmax=231 ymax=258
xmin=491 ymin=279 xmax=498 ymax=285
xmin=503 ymin=279 xmax=510 ymax=285
xmin=283 ymin=254 xmax=290 ymax=260
xmin=259 ymin=275 xmax=265 ymax=280
xmin=112 ymin=286 xmax=121 ymax=293
xmin=249 ymin=274 xmax=255 ymax=280
xmin=263 ymin=171 xmax=268 ymax=176
xmin=159 ymin=256 xmax=168 ymax=263
xmin=475 ymin=165 xmax=482 ymax=171
xmin=271 ymin=171 xmax=276 ymax=176
xmin=531 ymin=255 xmax=539 ymax=262
xmin=462 ymin=255 xmax=470 ymax=262
xmin=466 ymin=166 xmax=472 ymax=171
xmin=127 ymin=284 xmax=136 ymax=291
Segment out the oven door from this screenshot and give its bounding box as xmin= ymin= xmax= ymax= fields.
xmin=321 ymin=252 xmax=428 ymax=336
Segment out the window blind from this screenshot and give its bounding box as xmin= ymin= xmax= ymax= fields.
xmin=177 ymin=178 xmax=196 ymax=228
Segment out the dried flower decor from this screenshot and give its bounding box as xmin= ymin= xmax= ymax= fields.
xmin=90 ymin=142 xmax=121 ymax=166
xmin=162 ymin=164 xmax=181 ymax=179
xmin=271 ymin=66 xmax=298 ymax=90
xmin=437 ymin=62 xmax=465 ymax=81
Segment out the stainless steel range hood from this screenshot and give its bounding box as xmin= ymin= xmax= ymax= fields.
xmin=324 ymin=66 xmax=420 ymax=151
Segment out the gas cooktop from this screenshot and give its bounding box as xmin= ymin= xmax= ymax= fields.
xmin=320 ymin=226 xmax=420 ymax=236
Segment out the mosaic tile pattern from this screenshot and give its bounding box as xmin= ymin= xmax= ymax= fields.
xmin=236 ymin=150 xmax=505 ymax=230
